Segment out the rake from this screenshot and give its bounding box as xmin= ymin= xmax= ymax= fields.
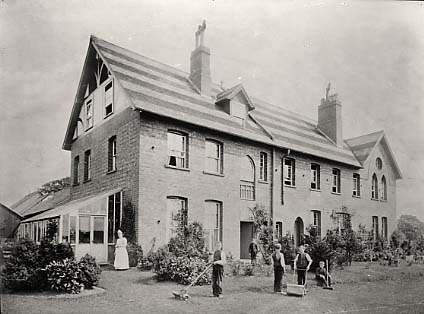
xmin=323 ymin=259 xmax=334 ymax=290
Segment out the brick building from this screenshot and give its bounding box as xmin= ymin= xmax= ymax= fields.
xmin=21 ymin=24 xmax=402 ymax=262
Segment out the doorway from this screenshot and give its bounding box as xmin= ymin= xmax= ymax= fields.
xmin=240 ymin=221 xmax=254 ymax=259
xmin=294 ymin=217 xmax=304 ymax=247
xmin=76 ymin=215 xmax=107 ymax=263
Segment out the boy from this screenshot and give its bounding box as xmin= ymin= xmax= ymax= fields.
xmin=212 ymin=241 xmax=226 ymax=298
xmin=315 ymin=260 xmax=332 ymax=288
xmin=293 ymin=244 xmax=312 ymax=285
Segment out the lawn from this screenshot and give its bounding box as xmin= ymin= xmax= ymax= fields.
xmin=2 ymin=262 xmax=424 ymax=314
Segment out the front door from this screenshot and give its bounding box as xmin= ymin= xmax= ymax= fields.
xmin=294 ymin=217 xmax=304 ymax=247
xmin=77 ymin=215 xmax=107 ymax=263
xmin=240 ymin=222 xmax=254 ymax=259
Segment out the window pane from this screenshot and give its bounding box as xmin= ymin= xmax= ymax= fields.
xmin=240 ymin=157 xmax=254 ymax=182
xmin=93 ymin=217 xmax=105 ymax=244
xmin=79 ymin=216 xmax=90 ymax=244
xmin=114 ymin=192 xmax=121 ymax=236
xmin=62 ymin=214 xmax=69 ymax=243
xmin=108 ymin=195 xmax=114 ymax=243
xmin=70 ymin=216 xmax=77 ymax=244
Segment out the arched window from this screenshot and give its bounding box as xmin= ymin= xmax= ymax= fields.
xmin=381 ymin=176 xmax=387 ymax=201
xmin=371 ymin=174 xmax=378 ymax=200
xmin=240 ymin=156 xmax=255 ymax=200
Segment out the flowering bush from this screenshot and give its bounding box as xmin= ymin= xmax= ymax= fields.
xmin=78 ymin=254 xmax=102 ymax=289
xmin=45 ymin=258 xmax=84 ymax=294
xmin=2 ymin=239 xmax=48 ymax=290
xmin=127 ymin=242 xmax=143 ymax=267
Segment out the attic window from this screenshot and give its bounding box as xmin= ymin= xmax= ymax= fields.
xmin=376 ymin=157 xmax=382 ymax=170
xmin=85 ymin=98 xmax=93 ymax=130
xmin=105 ymin=81 xmax=113 ymax=117
xmin=231 ymin=102 xmax=246 ymax=125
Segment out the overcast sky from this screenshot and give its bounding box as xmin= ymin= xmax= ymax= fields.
xmin=0 ymin=0 xmax=423 ymax=220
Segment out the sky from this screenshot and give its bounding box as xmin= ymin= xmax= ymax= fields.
xmin=0 ymin=0 xmax=423 ymax=220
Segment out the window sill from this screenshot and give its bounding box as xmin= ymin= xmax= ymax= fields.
xmin=331 ymin=192 xmax=341 ymax=195
xmin=72 ymin=183 xmax=80 ymax=187
xmin=107 ymin=169 xmax=117 ymax=175
xmin=83 ymin=179 xmax=91 ymax=183
xmin=104 ymin=112 xmax=113 ymax=119
xmin=165 ymin=165 xmax=190 ymax=172
xmin=258 ymin=180 xmax=269 ymax=184
xmin=352 ymin=195 xmax=361 ymax=199
xmin=203 ymin=171 xmax=224 ymax=177
xmin=284 ymin=184 xmax=296 ymax=189
xmin=371 ymin=198 xmax=379 ymax=201
xmin=240 ymin=198 xmax=256 ymax=201
xmin=380 ymin=199 xmax=388 ymax=202
xmin=310 ymin=188 xmax=321 ymax=192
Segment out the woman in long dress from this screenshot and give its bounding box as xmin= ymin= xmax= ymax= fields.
xmin=114 ymin=229 xmax=129 ymax=270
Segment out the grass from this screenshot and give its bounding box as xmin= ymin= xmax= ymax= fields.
xmin=2 ymin=262 xmax=424 ymax=314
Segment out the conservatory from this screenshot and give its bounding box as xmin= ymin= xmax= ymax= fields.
xmin=18 ymin=188 xmax=122 ymax=263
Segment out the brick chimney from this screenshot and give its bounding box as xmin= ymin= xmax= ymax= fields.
xmin=318 ymin=83 xmax=343 ymax=147
xmin=189 ymin=20 xmax=212 ymax=95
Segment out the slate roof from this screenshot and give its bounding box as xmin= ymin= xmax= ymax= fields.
xmin=0 ymin=202 xmax=23 ymax=219
xmin=345 ymin=131 xmax=402 ymax=179
xmin=11 ymin=188 xmax=71 ymax=218
xmin=69 ymin=36 xmax=361 ymax=168
xmin=345 ymin=131 xmax=384 ymax=165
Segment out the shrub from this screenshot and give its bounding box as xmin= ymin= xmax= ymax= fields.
xmin=279 ymin=233 xmax=296 ymax=267
xmin=150 ymin=248 xmax=211 ymax=285
xmin=2 ymin=239 xmax=46 ymax=290
xmin=78 ymin=254 xmax=101 ymax=289
xmin=1 ymin=239 xmax=75 ymax=292
xmin=38 ymin=240 xmax=74 ymax=268
xmin=45 ymin=258 xmax=84 ymax=294
xmin=306 ymin=240 xmax=335 ymax=271
xmin=127 ymin=242 xmax=143 ymax=267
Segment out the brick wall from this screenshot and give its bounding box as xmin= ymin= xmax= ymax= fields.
xmin=69 ymin=107 xmax=140 ymax=232
xmin=137 ymin=113 xmax=273 ymax=257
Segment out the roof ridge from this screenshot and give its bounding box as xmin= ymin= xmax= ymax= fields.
xmin=345 ymin=130 xmax=384 ymax=142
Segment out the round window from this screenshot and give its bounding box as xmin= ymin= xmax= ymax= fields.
xmin=376 ymin=157 xmax=382 ymax=170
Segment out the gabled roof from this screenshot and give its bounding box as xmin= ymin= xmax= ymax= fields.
xmin=0 ymin=202 xmax=23 ymax=219
xmin=64 ymin=36 xmax=368 ymax=167
xmin=346 ymin=131 xmax=402 ymax=179
xmin=11 ymin=188 xmax=71 ymax=218
xmin=216 ymin=84 xmax=255 ymax=110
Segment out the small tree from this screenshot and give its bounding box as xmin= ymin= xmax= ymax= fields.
xmin=249 ymin=204 xmax=273 ymax=263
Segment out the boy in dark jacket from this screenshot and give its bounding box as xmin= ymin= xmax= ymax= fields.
xmin=293 ymin=244 xmax=312 ymax=285
xmin=316 ymin=260 xmax=332 ymax=287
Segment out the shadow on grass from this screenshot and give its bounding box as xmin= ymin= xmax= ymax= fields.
xmin=135 ymin=275 xmax=159 ymax=285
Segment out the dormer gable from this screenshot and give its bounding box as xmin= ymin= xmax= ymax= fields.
xmin=216 ymin=84 xmax=255 ymax=125
xmin=63 ymin=36 xmax=122 ymax=150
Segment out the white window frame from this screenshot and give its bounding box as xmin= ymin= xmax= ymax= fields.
xmin=204 ymin=200 xmax=223 ymax=251
xmin=283 ymin=158 xmax=295 ymax=187
xmin=84 ymin=150 xmax=91 ymax=181
xmin=73 ymin=155 xmax=80 ymax=185
xmin=311 ymin=210 xmax=321 ymax=238
xmin=381 ymin=176 xmax=387 ymax=201
xmin=259 ymin=152 xmax=268 ymax=181
xmin=167 ymin=131 xmax=188 ymax=169
xmin=371 ymin=174 xmax=378 ymax=199
xmin=85 ymin=97 xmax=93 ymax=130
xmin=332 ymin=168 xmax=341 ymax=194
xmin=240 ymin=156 xmax=255 ymax=200
xmin=166 ymin=197 xmax=188 ymax=241
xmin=104 ymin=80 xmax=114 ymax=117
xmin=205 ymin=140 xmax=223 ymax=174
xmin=108 ymin=136 xmax=117 ymax=172
xmin=310 ymin=163 xmax=320 ymax=190
xmin=353 ymin=173 xmax=360 ymax=197
xmin=372 ymin=216 xmax=379 ymax=240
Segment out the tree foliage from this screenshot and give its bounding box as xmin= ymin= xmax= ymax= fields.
xmin=398 ymin=215 xmax=424 ymax=241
